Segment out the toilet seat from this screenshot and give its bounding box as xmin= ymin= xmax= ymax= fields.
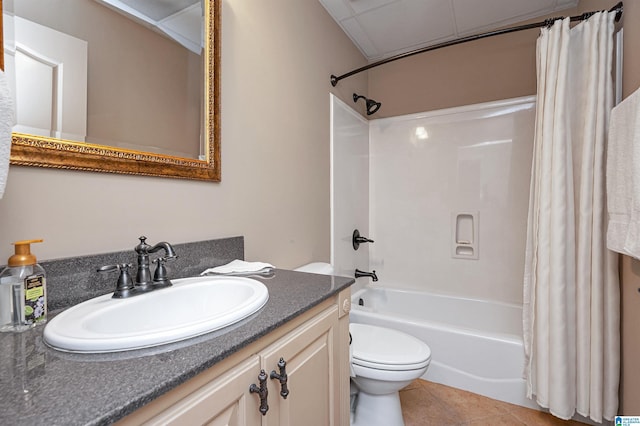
xmin=350 ymin=323 xmax=431 ymax=371
xmin=352 ymin=357 xmax=430 ymax=371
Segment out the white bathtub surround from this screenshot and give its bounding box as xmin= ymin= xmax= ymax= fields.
xmin=330 ymin=95 xmax=370 ymax=289
xmin=330 ymin=95 xmax=540 ymax=413
xmin=523 ymin=12 xmax=619 ymax=423
xmin=369 ymin=97 xmax=536 ymax=304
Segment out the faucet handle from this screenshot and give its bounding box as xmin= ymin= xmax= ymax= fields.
xmin=352 ymin=229 xmax=374 ymax=250
xmin=98 ymin=263 xmax=136 ymax=298
xmin=152 ymin=256 xmax=174 ymax=288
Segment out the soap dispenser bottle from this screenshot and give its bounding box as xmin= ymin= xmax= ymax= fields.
xmin=0 ymin=239 xmax=46 ymax=331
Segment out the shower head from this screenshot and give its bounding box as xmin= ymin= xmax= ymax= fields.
xmin=353 ymin=93 xmax=382 ymax=116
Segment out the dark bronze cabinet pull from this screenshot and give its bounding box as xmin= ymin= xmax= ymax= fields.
xmin=249 ymin=369 xmax=269 ymax=415
xmin=270 ymin=357 xmax=290 ymax=399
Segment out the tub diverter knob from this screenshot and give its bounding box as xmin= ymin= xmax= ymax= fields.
xmin=352 ymin=229 xmax=374 ymax=250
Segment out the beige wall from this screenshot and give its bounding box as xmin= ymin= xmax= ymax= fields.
xmin=0 ymin=0 xmax=366 ymax=267
xmin=368 ymin=33 xmax=534 ymax=117
xmin=369 ymin=8 xmax=588 ymax=117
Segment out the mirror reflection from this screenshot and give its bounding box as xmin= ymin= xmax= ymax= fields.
xmin=4 ymin=0 xmax=204 ymax=160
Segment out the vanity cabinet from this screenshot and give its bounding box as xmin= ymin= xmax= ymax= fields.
xmin=143 ymin=356 xmax=263 ymax=425
xmin=260 ymin=305 xmax=339 ymax=426
xmin=118 ymin=289 xmax=351 ymax=426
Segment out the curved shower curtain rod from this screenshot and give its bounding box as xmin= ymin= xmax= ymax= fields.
xmin=330 ymin=2 xmax=623 ymax=87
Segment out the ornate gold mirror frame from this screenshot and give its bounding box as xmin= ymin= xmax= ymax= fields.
xmin=3 ymin=0 xmax=220 ymax=181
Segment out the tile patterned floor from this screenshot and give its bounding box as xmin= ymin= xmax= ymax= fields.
xmin=399 ymin=380 xmax=587 ymax=426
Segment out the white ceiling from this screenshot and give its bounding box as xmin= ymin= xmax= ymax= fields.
xmin=94 ymin=0 xmax=203 ymax=54
xmin=319 ymin=0 xmax=579 ymax=61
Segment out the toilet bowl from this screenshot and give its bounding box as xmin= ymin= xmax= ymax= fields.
xmin=294 ymin=263 xmax=432 ymax=426
xmin=350 ymin=323 xmax=431 ymax=426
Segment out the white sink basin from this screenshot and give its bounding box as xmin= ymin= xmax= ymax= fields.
xmin=43 ymin=276 xmax=269 ymax=353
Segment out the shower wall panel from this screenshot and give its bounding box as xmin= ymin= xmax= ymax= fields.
xmin=369 ymin=97 xmax=535 ymax=304
xmin=330 ymin=94 xmax=370 ymax=292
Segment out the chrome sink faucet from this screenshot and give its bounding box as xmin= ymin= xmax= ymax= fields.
xmin=134 ymin=236 xmax=177 ymax=291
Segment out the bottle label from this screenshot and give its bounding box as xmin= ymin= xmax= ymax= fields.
xmin=25 ymin=274 xmax=46 ymax=324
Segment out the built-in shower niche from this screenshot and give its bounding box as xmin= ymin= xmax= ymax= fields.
xmin=452 ymin=211 xmax=479 ymax=259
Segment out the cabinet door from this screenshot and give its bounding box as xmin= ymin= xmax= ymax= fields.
xmin=145 ymin=356 xmax=262 ymax=426
xmin=260 ymin=306 xmax=340 ymax=426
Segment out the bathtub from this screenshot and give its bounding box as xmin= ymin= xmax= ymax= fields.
xmin=350 ymin=286 xmax=538 ymax=410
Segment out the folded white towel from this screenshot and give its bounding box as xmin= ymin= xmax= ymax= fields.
xmin=0 ymin=70 xmax=16 ymax=199
xmin=606 ymin=86 xmax=640 ymax=258
xmin=201 ymin=259 xmax=275 ymax=276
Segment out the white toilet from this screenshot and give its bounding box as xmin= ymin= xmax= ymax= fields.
xmin=294 ymin=263 xmax=432 ymax=426
xmin=349 ymin=323 xmax=431 ymax=426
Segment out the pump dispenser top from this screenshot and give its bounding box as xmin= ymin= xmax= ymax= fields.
xmin=8 ymin=239 xmax=43 ymax=267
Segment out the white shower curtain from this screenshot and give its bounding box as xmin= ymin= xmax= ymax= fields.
xmin=523 ymin=12 xmax=619 ymax=423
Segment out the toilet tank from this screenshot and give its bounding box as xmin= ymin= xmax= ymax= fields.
xmin=294 ymin=262 xmax=334 ymax=275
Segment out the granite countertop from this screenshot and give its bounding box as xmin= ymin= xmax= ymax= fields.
xmin=0 ymin=269 xmax=354 ymax=426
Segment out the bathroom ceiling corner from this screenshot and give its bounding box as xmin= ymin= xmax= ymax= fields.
xmin=93 ymin=0 xmax=203 ymax=54
xmin=319 ymin=0 xmax=579 ymax=61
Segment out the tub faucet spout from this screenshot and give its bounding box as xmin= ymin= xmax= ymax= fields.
xmin=355 ymin=269 xmax=378 ymax=282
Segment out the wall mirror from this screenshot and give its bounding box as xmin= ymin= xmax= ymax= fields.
xmin=2 ymin=0 xmax=220 ymax=181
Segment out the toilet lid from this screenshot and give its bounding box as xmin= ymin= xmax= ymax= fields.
xmin=350 ymin=323 xmax=431 ymax=371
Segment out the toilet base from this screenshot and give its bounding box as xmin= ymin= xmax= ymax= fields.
xmin=351 ymin=390 xmax=404 ymax=426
